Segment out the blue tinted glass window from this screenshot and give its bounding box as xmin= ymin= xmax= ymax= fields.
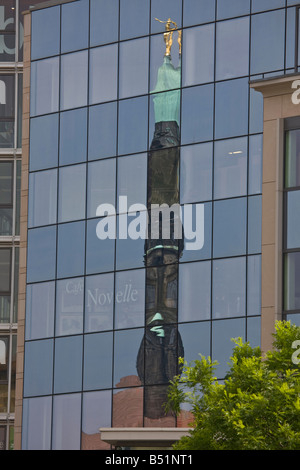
xmin=113 ymin=328 xmax=144 ymax=386
xmin=88 ymin=102 xmax=117 ymax=160
xmin=213 ymin=198 xmax=247 ymax=258
xmin=82 ymin=391 xmax=112 ymax=445
xmin=216 ymin=17 xmax=249 ymax=80
xmin=61 ymin=0 xmax=89 ymax=53
xmin=27 ymin=226 xmax=56 ymax=283
xmin=52 ymin=394 xmax=81 ymax=450
xmin=83 ymin=332 xmax=113 ymax=390
xmin=151 ymin=0 xmax=182 ymax=33
xmin=58 ymin=164 xmax=86 ymax=223
xmin=178 ymin=322 xmax=210 ymax=362
xmin=178 ymin=261 xmax=211 ymax=322
xmin=252 ymin=0 xmax=285 ymax=12
xmin=30 ymin=57 xmax=59 ymax=117
xmin=217 ymin=0 xmax=250 ymax=19
xmin=150 ymin=33 xmax=181 ymax=93
xmin=90 ymin=0 xmax=119 ymax=47
xmin=85 ymin=273 xmax=114 ymax=333
xmin=118 ymin=96 xmax=148 ymax=155
xmin=55 ymin=277 xmax=84 ymax=337
xmin=183 ymin=0 xmax=215 ymax=27
xmin=180 ymin=202 xmax=212 ymax=262
xmin=89 ymin=45 xmax=118 ymax=105
xmin=119 ymin=38 xmax=149 ymax=99
xmin=249 ymin=88 xmax=263 ymax=134
xmin=31 ymin=6 xmax=60 ymax=60
xmin=251 ymin=10 xmax=285 ymax=75
xmin=54 ymin=336 xmax=83 ymax=394
xmin=87 ymin=159 xmax=116 ymax=219
xmin=180 ymin=143 xmax=213 ymax=204
xmin=249 ymin=134 xmax=263 ymax=195
xmin=24 ymin=339 xmax=53 ymax=397
xmin=183 ymin=24 xmax=215 ymax=86
xmin=29 ymin=114 xmax=59 ymax=171
xmin=28 ymin=169 xmax=57 ymax=227
xmin=115 ymin=215 xmax=146 ymax=270
xmin=117 ymin=154 xmax=147 ymax=212
xmin=22 ymin=397 xmax=52 ymax=450
xmin=115 ymin=269 xmax=146 ymax=328
xmin=181 ymin=84 xmax=214 ymax=144
xmin=248 ymin=195 xmax=262 ymax=254
xmin=286 ymin=7 xmax=296 ymax=70
xmin=60 ymin=51 xmax=88 ymax=110
xmin=214 ymin=137 xmax=248 ymax=199
xmin=120 ymin=0 xmax=150 ymax=40
xmin=247 ymin=316 xmax=261 ymax=347
xmin=86 ymin=218 xmax=115 ymax=275
xmin=286 ymin=190 xmax=300 ymax=249
xmin=57 ymin=221 xmax=85 ymax=279
xmin=247 ymin=255 xmax=261 ymax=316
xmin=25 ymin=282 xmax=55 ymax=340
xmin=284 ymin=252 xmax=300 ymax=311
xmin=212 ymin=257 xmax=246 ymax=319
xmin=59 ymin=108 xmax=87 ymax=165
xmin=212 ymin=318 xmax=245 ymax=378
xmin=215 ymin=78 xmax=248 ymax=140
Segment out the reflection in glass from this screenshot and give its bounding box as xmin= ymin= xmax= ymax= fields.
xmin=181 ymin=84 xmax=214 ymax=144
xmin=0 ymin=248 xmax=10 ymax=294
xmin=30 ymin=57 xmax=59 ymax=117
xmin=113 ymin=328 xmax=144 ymax=388
xmin=113 ymin=387 xmax=143 ymax=427
xmin=0 ymin=121 xmax=14 ymax=148
xmin=59 ymin=108 xmax=87 ymax=165
xmin=85 ymin=273 xmax=114 ymax=333
xmin=89 ymin=45 xmax=118 ymax=105
xmin=60 ymin=51 xmax=88 ymax=110
xmin=180 ymin=143 xmax=212 ymax=204
xmin=183 ymin=0 xmax=215 ymax=27
xmin=86 ymin=218 xmax=115 ymax=275
xmin=82 ymin=391 xmax=111 ymax=450
xmin=212 ymin=318 xmax=245 ymax=378
xmin=117 ymin=154 xmax=147 ymax=212
xmin=247 ymin=255 xmax=261 ymax=317
xmin=284 ymin=252 xmax=300 ymax=311
xmin=22 ymin=397 xmax=52 ymax=450
xmin=252 ymin=0 xmax=284 ymax=12
xmin=56 ymin=278 xmax=84 ymax=336
xmin=182 ymin=24 xmax=214 ymax=86
xmin=248 ymin=195 xmax=262 ymax=254
xmin=29 ymin=114 xmax=59 ymax=171
xmin=119 ymin=38 xmax=149 ymax=98
xmin=151 ymin=0 xmax=182 ymax=34
xmin=214 ymin=137 xmax=247 ymax=199
xmin=90 ymin=0 xmax=119 ymax=47
xmin=216 ymin=17 xmax=249 ymax=81
xmin=28 ymin=169 xmax=57 ymax=227
xmin=217 ymin=0 xmax=250 ymax=19
xmin=61 ymin=0 xmax=89 ymax=53
xmin=83 ymin=332 xmax=113 ymax=390
xmin=25 ymin=282 xmax=55 ymax=340
xmin=57 ymin=222 xmax=85 ymax=279
xmin=52 ymin=394 xmax=81 ymax=450
xmin=180 ymin=203 xmax=212 ymax=262
xmin=178 ymin=321 xmax=210 ymax=363
xmin=31 ymin=6 xmax=60 ymax=60
xmin=249 ymin=134 xmax=263 ymax=195
xmin=247 ymin=316 xmax=261 ymax=348
xmin=88 ymin=102 xmax=117 ymax=160
xmin=23 ymin=339 xmax=53 ymax=397
xmin=250 ymin=88 xmax=263 ymax=135
xmin=285 ymin=129 xmax=300 ymax=188
xmin=27 ymin=226 xmax=56 ymax=283
xmin=178 ymin=261 xmax=211 ymax=322
xmin=286 ymin=191 xmax=300 ymax=249
xmin=87 ymin=159 xmax=116 ymax=219
xmin=212 ymin=257 xmax=246 ymax=319
xmin=118 ymin=96 xmax=148 ymax=155
xmin=58 ymin=164 xmax=86 ymax=223
xmin=54 ymin=336 xmax=82 ymax=394
xmin=0 ymin=75 xmax=15 ymax=118
xmin=150 ymin=33 xmax=181 ymax=93
xmin=120 ymin=0 xmax=150 ymax=39
xmin=115 ymin=269 xmax=145 ymax=329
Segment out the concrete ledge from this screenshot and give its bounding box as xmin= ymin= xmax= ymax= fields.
xmin=99 ymin=427 xmax=192 ymax=447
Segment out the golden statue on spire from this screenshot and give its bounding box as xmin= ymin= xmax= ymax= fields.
xmin=155 ymin=18 xmax=181 ymax=56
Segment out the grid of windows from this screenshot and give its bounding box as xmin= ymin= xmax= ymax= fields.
xmin=21 ymin=0 xmax=300 ymax=450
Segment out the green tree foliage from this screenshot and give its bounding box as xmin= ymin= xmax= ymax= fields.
xmin=166 ymin=321 xmax=300 ymax=450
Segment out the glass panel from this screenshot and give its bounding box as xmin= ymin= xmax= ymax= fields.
xmin=31 ymin=5 xmax=60 ymax=60
xmin=180 ymin=202 xmax=212 ymax=262
xmin=13 ymin=248 xmax=19 ymax=323
xmin=180 ymin=143 xmax=213 ymax=204
xmin=252 ymin=0 xmax=285 ymax=12
xmin=286 ymin=191 xmax=300 ymax=249
xmin=52 ymin=394 xmax=81 ymax=450
xmin=113 ymin=328 xmax=144 ymax=387
xmin=178 ymin=321 xmax=210 ymax=363
xmin=61 ymin=0 xmax=89 ymax=53
xmin=117 ymin=153 xmax=147 ymax=213
xmin=85 ymin=273 xmax=114 ymax=333
xmin=25 ymin=281 xmax=55 ymax=340
xmin=90 ymin=0 xmax=119 ymax=47
xmin=15 ymin=160 xmax=21 ymax=236
xmin=212 ymin=318 xmax=245 ymax=378
xmin=86 ymin=218 xmax=115 ymax=274
xmin=119 ymin=37 xmax=149 ymax=99
xmin=285 ymin=129 xmax=300 ymax=188
xmin=30 ymin=57 xmax=59 ymax=117
xmin=151 ymin=0 xmax=182 ymax=34
xmin=214 ymin=137 xmax=247 ymax=199
xmin=0 ymin=120 xmax=14 ymax=148
xmin=217 ymin=0 xmax=250 ymax=19
xmin=115 ymin=269 xmax=145 ymax=329
xmin=181 ymin=84 xmax=214 ymax=144
xmin=284 ymin=253 xmax=300 ymax=311
xmin=58 ymin=164 xmax=86 ymax=223
xmin=286 ymin=313 xmax=300 ymax=326
xmin=250 ymin=10 xmax=285 ymax=75
xmin=83 ymin=332 xmax=113 ymax=390
xmin=28 ymin=169 xmax=57 ymax=227
xmin=178 ymin=261 xmax=211 ymax=322
xmin=60 ymin=51 xmax=88 ymax=110
xmin=0 ymin=2 xmax=15 ymax=33
xmin=55 ymin=277 xmax=84 ymax=336
xmin=88 ymin=102 xmax=117 ymax=160
xmin=182 ymin=24 xmax=215 ymax=86
xmin=249 ymin=134 xmax=263 ymax=194
xmin=247 ymin=316 xmax=261 ymax=348
xmin=87 ymin=159 xmax=116 ymax=219
xmin=144 ymin=385 xmax=176 ymax=425
xmin=212 ymin=257 xmax=246 ymax=319
xmin=82 ymin=391 xmax=111 ymax=450
xmin=113 ymin=387 xmax=143 ymax=427
xmin=23 ymin=339 xmax=53 ymax=397
xmin=118 ymin=96 xmax=148 ymax=155
xmin=29 ymin=114 xmax=59 ymax=171
xmin=57 ymin=221 xmax=85 ymax=279
xmin=249 ymin=88 xmax=263 ymax=135
xmin=214 ymin=78 xmax=248 ymax=140
xmin=120 ymin=0 xmax=150 ymax=40
xmin=115 ymin=215 xmax=146 ymax=270
xmin=59 ymin=108 xmax=87 ymax=165
xmin=248 ymin=195 xmax=262 ymax=254
xmin=216 ymin=17 xmax=249 ymax=80
xmin=183 ymin=0 xmax=215 ymax=27
xmin=22 ymin=397 xmax=52 ymax=450
xmin=247 ymin=255 xmax=261 ymax=317
xmin=0 ymin=426 xmax=5 ymax=451
xmin=17 ymin=74 xmax=23 ymax=147
xmin=0 ymin=208 xmax=12 ymax=235
xmin=89 ymin=45 xmax=118 ymax=105
xmin=0 ymin=161 xmax=12 ymax=204
xmin=27 ymin=226 xmax=56 ymax=283
xmin=213 ymin=198 xmax=247 ymax=258
xmin=0 ymin=248 xmax=10 ymax=293
xmin=150 ymin=32 xmax=181 ymax=94
xmin=0 ymin=75 xmax=14 ymax=119
xmin=54 ymin=336 xmax=83 ymax=394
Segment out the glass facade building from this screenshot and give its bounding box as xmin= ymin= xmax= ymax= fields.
xmin=16 ymin=0 xmax=300 ymax=450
